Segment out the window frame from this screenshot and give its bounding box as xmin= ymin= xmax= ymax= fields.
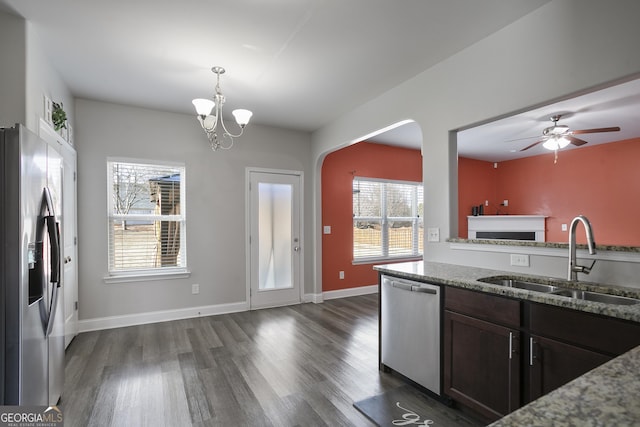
xmin=104 ymin=157 xmax=189 ymax=282
xmin=352 ymin=176 xmax=424 ymax=264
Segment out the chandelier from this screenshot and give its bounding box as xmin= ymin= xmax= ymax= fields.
xmin=192 ymin=66 xmax=253 ymax=151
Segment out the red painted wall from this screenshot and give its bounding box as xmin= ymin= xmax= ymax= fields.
xmin=459 ymin=138 xmax=640 ymax=245
xmin=458 ymin=157 xmax=498 ymax=238
xmin=321 ymin=142 xmax=422 ymax=292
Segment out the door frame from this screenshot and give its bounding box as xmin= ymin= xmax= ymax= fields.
xmin=245 ymin=167 xmax=304 ymax=309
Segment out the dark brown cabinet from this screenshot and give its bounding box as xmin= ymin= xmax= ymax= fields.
xmin=527 ymin=334 xmax=610 ymax=401
xmin=527 ymin=302 xmax=640 ymax=401
xmin=444 ymin=311 xmax=520 ymax=421
xmin=444 ymin=287 xmax=521 ymax=422
xmin=443 ymin=287 xmax=640 ymax=423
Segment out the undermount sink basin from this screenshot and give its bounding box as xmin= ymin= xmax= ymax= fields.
xmin=478 ymin=277 xmax=565 ymax=293
xmin=478 ymin=276 xmax=640 ymax=306
xmin=550 ymin=289 xmax=640 ymax=306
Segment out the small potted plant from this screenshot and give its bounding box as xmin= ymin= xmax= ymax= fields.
xmin=52 ymin=101 xmax=67 ymax=131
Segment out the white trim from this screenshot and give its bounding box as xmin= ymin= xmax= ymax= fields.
xmin=322 ymin=284 xmax=378 ymax=300
xmin=246 ymin=167 xmax=305 ymax=309
xmin=304 ymin=293 xmax=324 ymax=303
xmin=103 ymin=269 xmax=191 ymax=283
xmin=78 ymin=300 xmax=248 ymax=332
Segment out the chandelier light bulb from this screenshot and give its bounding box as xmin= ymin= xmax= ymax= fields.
xmin=192 ymin=98 xmax=215 ymax=116
xmin=192 ymin=66 xmax=253 ymax=151
xmin=232 ymin=109 xmax=253 ymax=127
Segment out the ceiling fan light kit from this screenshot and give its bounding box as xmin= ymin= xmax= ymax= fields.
xmin=519 ymin=114 xmax=620 ymax=160
xmin=192 ymin=66 xmax=253 ymax=151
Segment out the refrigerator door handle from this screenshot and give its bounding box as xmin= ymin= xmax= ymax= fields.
xmin=46 ymin=216 xmax=61 ymax=286
xmin=45 ymin=282 xmax=59 ymax=337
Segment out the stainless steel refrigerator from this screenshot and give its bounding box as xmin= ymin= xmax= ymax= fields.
xmin=1 ymin=124 xmax=65 ymax=405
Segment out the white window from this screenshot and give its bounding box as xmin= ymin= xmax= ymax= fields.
xmin=353 ymin=177 xmax=423 ymax=262
xmin=107 ymin=159 xmax=187 ymax=277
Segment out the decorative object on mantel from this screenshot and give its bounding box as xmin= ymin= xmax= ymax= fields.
xmin=51 ymin=101 xmax=67 ymax=131
xmin=192 ymin=66 xmax=253 ymax=151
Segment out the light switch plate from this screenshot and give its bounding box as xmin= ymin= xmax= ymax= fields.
xmin=427 ymin=227 xmax=440 ymax=242
xmin=510 ymin=254 xmax=530 ymax=267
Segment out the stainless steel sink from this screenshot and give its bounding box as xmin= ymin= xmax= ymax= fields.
xmin=550 ymin=289 xmax=640 ymax=305
xmin=478 ymin=276 xmax=640 ymax=306
xmin=478 ymin=277 xmax=565 ymax=293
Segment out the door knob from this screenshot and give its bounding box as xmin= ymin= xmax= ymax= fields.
xmin=294 ymin=246 xmax=300 ymax=252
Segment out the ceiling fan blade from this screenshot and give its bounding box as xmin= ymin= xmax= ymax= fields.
xmin=572 ymin=126 xmax=620 ymax=134
xmin=520 ymin=140 xmax=543 ymax=151
xmin=503 ymin=135 xmax=538 ymax=143
xmin=568 ymin=136 xmax=588 ymax=146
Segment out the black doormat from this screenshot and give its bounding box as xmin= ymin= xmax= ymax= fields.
xmin=354 ymin=385 xmax=482 ymax=427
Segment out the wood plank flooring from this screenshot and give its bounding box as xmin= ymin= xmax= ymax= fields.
xmin=62 ymin=295 xmax=409 ymax=426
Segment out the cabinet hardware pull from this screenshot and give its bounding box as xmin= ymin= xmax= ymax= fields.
xmin=529 ymin=337 xmax=535 ymax=366
xmin=509 ymin=332 xmax=513 ymax=360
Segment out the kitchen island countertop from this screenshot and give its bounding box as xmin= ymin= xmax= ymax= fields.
xmin=375 ymin=261 xmax=640 ymax=426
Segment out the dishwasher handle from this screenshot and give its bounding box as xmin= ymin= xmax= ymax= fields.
xmin=411 ymin=285 xmax=437 ymax=294
xmin=390 ymin=281 xmax=413 ymax=292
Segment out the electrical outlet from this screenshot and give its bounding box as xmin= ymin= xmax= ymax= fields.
xmin=427 ymin=227 xmax=440 ymax=242
xmin=323 ymin=225 xmax=331 ymax=234
xmin=561 ymin=224 xmax=567 ymax=231
xmin=503 ymin=199 xmax=509 ymax=207
xmin=510 ymin=254 xmax=530 ymax=267
xmin=339 ymin=271 xmax=345 ymax=279
xmin=192 ymin=284 xmax=200 ymax=294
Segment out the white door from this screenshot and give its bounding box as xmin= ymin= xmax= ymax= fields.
xmin=248 ymin=170 xmax=302 ymax=309
xmin=60 ymin=142 xmax=78 ymax=348
xmin=40 ymin=120 xmax=78 ymax=348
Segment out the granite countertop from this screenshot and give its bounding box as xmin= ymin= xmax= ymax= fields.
xmin=374 ymin=261 xmax=640 ymax=322
xmin=489 ymin=345 xmax=640 ymax=427
xmin=448 ymin=237 xmax=640 ymax=253
xmin=375 ymin=261 xmax=640 ymax=426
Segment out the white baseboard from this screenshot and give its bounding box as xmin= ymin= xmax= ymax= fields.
xmin=304 ymin=293 xmax=324 ymax=304
xmin=78 ymin=286 xmax=379 ymax=332
xmin=78 ymin=301 xmax=249 ymax=333
xmin=322 ymin=284 xmax=378 ymax=300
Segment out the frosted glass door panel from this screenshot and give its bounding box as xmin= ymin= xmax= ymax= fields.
xmin=258 ymin=183 xmax=293 ymax=290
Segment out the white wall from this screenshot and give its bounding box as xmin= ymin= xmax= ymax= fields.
xmin=0 ymin=11 xmax=26 ymax=127
xmin=311 ymin=0 xmax=640 ymax=290
xmin=25 ymin=21 xmax=74 ymax=133
xmin=0 ymin=11 xmax=73 ymax=134
xmin=75 ymin=99 xmax=312 ymax=324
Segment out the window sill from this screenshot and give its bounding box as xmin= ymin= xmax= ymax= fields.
xmin=104 ymin=269 xmax=191 ymax=284
xmin=352 ymin=256 xmax=423 ymax=266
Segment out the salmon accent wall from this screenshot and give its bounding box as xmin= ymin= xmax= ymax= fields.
xmin=321 ymin=142 xmax=422 ymax=292
xmin=458 ymin=138 xmax=640 ymax=245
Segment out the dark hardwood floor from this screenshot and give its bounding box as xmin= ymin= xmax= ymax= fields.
xmin=62 ymin=294 xmax=409 ymax=426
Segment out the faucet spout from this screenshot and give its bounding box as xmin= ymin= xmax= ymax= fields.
xmin=568 ymin=215 xmax=596 ymax=281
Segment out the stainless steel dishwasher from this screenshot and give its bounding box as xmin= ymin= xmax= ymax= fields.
xmin=381 ymin=274 xmax=441 ymax=396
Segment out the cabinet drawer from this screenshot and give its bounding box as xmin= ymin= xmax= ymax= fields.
xmin=445 ymin=287 xmax=521 ymax=328
xmin=529 ymin=303 xmax=640 ymax=356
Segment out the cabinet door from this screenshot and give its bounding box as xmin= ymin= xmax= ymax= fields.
xmin=444 ymin=310 xmax=520 ymax=422
xmin=528 ymin=334 xmax=611 ymax=401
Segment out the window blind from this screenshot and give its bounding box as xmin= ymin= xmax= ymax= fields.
xmin=353 ymin=178 xmax=423 ymax=261
xmin=107 ymin=160 xmax=186 ymax=274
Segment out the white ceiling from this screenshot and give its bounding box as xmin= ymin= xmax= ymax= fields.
xmin=0 ymin=0 xmax=550 ymax=132
xmin=367 ymin=76 xmax=640 ymax=160
xmin=456 ymin=76 xmax=640 ymax=162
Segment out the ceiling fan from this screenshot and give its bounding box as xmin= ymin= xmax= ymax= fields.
xmin=520 ymin=115 xmax=620 ymax=152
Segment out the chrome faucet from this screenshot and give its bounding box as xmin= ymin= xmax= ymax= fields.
xmin=568 ymin=215 xmax=596 ymax=281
